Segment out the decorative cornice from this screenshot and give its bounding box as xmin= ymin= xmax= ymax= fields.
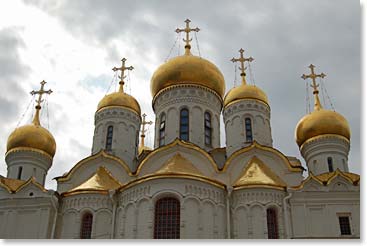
xmin=152 ymin=84 xmax=223 ymax=111
xmin=5 ymin=147 xmax=53 ymax=160
xmin=300 ymin=134 xmax=350 ymax=151
xmin=55 ymin=150 xmax=133 ymax=182
xmin=224 ymin=98 xmax=270 ymax=111
xmin=96 ymin=105 xmax=142 ymax=120
xmin=222 ymin=141 xmax=304 ymax=172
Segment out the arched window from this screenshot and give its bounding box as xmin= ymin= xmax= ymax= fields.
xmin=245 ymin=118 xmax=253 ymax=142
xmin=267 ymin=208 xmax=279 ymax=239
xmin=80 ymin=212 xmax=93 ymax=239
xmin=154 ymin=197 xmax=180 ymax=239
xmin=17 ymin=166 xmax=23 ymax=180
xmin=204 ymin=112 xmax=212 ymax=146
xmin=327 ymin=157 xmax=333 ymax=172
xmin=180 ymin=108 xmax=189 ymax=141
xmin=159 ymin=113 xmax=166 ymax=147
xmin=105 ymin=125 xmax=113 ymax=151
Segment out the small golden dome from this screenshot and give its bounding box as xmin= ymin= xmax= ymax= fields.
xmin=295 ymin=108 xmax=350 ymax=147
xmin=224 ymin=84 xmax=269 ymax=108
xmin=7 ymin=124 xmax=56 ymax=157
xmin=150 ymin=55 xmax=225 ymax=98
xmin=97 ymin=92 xmax=141 ymax=115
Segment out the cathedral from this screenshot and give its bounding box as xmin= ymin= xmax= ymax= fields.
xmin=0 ymin=19 xmax=360 ymax=239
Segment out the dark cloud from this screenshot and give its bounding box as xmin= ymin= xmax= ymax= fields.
xmin=23 ymin=0 xmax=360 ymax=174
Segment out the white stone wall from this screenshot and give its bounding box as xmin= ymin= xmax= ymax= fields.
xmin=152 ymin=85 xmax=222 ymax=151
xmin=6 ymin=150 xmax=52 ymax=186
xmin=223 ymin=99 xmax=273 ymax=157
xmin=57 ymin=193 xmax=113 ymax=239
xmin=300 ymin=135 xmax=350 ymax=175
xmin=116 ymin=178 xmax=227 ymax=239
xmin=92 ymin=107 xmax=141 ymax=171
xmin=231 ymin=188 xmax=286 ymax=239
xmin=290 ymin=190 xmax=360 ymax=238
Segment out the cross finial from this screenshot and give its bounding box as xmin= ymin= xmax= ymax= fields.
xmin=231 ymin=48 xmax=254 ymax=85
xmin=175 ymin=19 xmax=200 ymax=55
xmin=301 ymin=64 xmax=326 ymax=110
xmin=30 ymin=80 xmax=53 ymax=126
xmin=140 ymin=113 xmax=153 ymax=150
xmin=112 ymin=58 xmax=134 ymax=93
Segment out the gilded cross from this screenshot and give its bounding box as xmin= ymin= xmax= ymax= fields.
xmin=301 ymin=64 xmax=326 ymax=110
xmin=140 ymin=113 xmax=153 ymax=148
xmin=231 ymin=48 xmax=254 ymax=84
xmin=175 ymin=19 xmax=200 ymax=55
xmin=112 ymin=58 xmax=134 ymax=93
xmin=30 ymin=80 xmax=53 ymax=126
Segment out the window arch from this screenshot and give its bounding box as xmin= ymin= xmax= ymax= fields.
xmin=80 ymin=212 xmax=93 ymax=239
xmin=245 ymin=117 xmax=253 ymax=142
xmin=327 ymin=157 xmax=333 ymax=172
xmin=179 ymin=108 xmax=189 ymax=141
xmin=105 ymin=125 xmax=113 ymax=151
xmin=267 ymin=208 xmax=279 ymax=239
xmin=204 ymin=112 xmax=212 ymax=146
xmin=159 ymin=113 xmax=166 ymax=147
xmin=154 ymin=197 xmax=180 ymax=239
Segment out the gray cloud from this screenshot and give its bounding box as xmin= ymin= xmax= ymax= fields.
xmin=23 ymin=0 xmax=360 ymax=176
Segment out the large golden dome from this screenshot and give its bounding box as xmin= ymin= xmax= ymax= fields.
xmin=97 ymin=92 xmax=141 ymax=115
xmin=7 ymin=124 xmax=56 ymax=157
xmin=295 ymin=108 xmax=350 ymax=147
xmin=150 ymin=55 xmax=225 ymax=98
xmin=224 ymin=84 xmax=269 ymax=108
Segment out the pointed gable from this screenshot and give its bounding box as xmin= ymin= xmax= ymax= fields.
xmin=155 ymin=153 xmax=203 ymax=176
xmin=233 ymin=156 xmax=286 ymax=190
xmin=0 ymin=177 xmax=47 ymax=193
xmin=63 ymin=166 xmax=122 ymax=196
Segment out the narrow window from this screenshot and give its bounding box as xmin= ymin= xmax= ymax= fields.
xmin=327 ymin=157 xmax=333 ymax=172
xmin=105 ymin=125 xmax=113 ymax=151
xmin=245 ymin=118 xmax=253 ymax=142
xmin=154 ymin=197 xmax=180 ymax=239
xmin=339 ymin=216 xmax=351 ymax=235
xmin=180 ymin=109 xmax=189 ymax=141
xmin=159 ymin=113 xmax=166 ymax=147
xmin=80 ymin=212 xmax=93 ymax=239
xmin=267 ymin=208 xmax=279 ymax=239
xmin=17 ymin=166 xmax=23 ymax=180
xmin=204 ymin=112 xmax=212 ymax=146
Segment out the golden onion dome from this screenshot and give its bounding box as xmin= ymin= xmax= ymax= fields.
xmin=97 ymin=92 xmax=141 ymax=115
xmin=150 ymin=54 xmax=226 ymax=98
xmin=295 ymin=108 xmax=350 ymax=147
xmin=7 ymin=124 xmax=56 ymax=157
xmin=224 ymin=83 xmax=269 ymax=108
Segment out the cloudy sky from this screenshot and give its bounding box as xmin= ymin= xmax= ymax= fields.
xmin=0 ymin=0 xmax=361 ymax=190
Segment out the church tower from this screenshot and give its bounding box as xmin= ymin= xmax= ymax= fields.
xmin=92 ymin=58 xmax=141 ymax=171
xmin=295 ymin=64 xmax=351 ymax=175
xmin=5 ymin=81 xmax=56 ymax=186
xmin=223 ymin=49 xmax=273 ymax=157
xmin=150 ymin=19 xmax=225 ymax=151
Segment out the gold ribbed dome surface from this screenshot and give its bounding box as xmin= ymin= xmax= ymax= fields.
xmin=97 ymin=92 xmax=141 ymax=115
xmin=224 ymin=84 xmax=269 ymax=107
xmin=295 ymin=108 xmax=350 ymax=147
xmin=7 ymin=124 xmax=56 ymax=157
xmin=150 ymin=55 xmax=225 ymax=98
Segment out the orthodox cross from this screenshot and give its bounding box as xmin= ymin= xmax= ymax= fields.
xmin=175 ymin=19 xmax=200 ymax=54
xmin=30 ymin=80 xmax=53 ymax=126
xmin=231 ymin=48 xmax=254 ymax=84
xmin=112 ymin=58 xmax=134 ymax=93
xmin=140 ymin=113 xmax=153 ymax=148
xmin=301 ymin=64 xmax=326 ymax=110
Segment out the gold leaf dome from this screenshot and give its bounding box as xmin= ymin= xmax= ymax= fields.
xmin=224 ymin=84 xmax=269 ymax=108
xmin=295 ymin=108 xmax=350 ymax=147
xmin=150 ymin=55 xmax=226 ymax=98
xmin=97 ymin=92 xmax=141 ymax=115
xmin=7 ymin=124 xmax=56 ymax=157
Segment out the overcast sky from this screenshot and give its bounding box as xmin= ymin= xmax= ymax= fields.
xmin=0 ymin=0 xmax=361 ymax=190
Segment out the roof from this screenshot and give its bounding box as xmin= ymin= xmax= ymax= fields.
xmin=154 ymin=153 xmax=203 ymax=176
xmin=0 ymin=176 xmax=47 ymax=193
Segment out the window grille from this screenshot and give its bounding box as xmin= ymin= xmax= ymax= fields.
xmin=245 ymin=118 xmax=253 ymax=142
xmin=180 ymin=109 xmax=189 ymax=141
xmin=159 ymin=113 xmax=166 ymax=146
xmin=339 ymin=216 xmax=352 ymax=235
xmin=80 ymin=212 xmax=93 ymax=239
xmin=154 ymin=197 xmax=180 ymax=239
xmin=105 ymin=125 xmax=113 ymax=151
xmin=327 ymin=157 xmax=333 ymax=172
xmin=204 ymin=112 xmax=212 ymax=146
xmin=267 ymin=208 xmax=279 ymax=239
